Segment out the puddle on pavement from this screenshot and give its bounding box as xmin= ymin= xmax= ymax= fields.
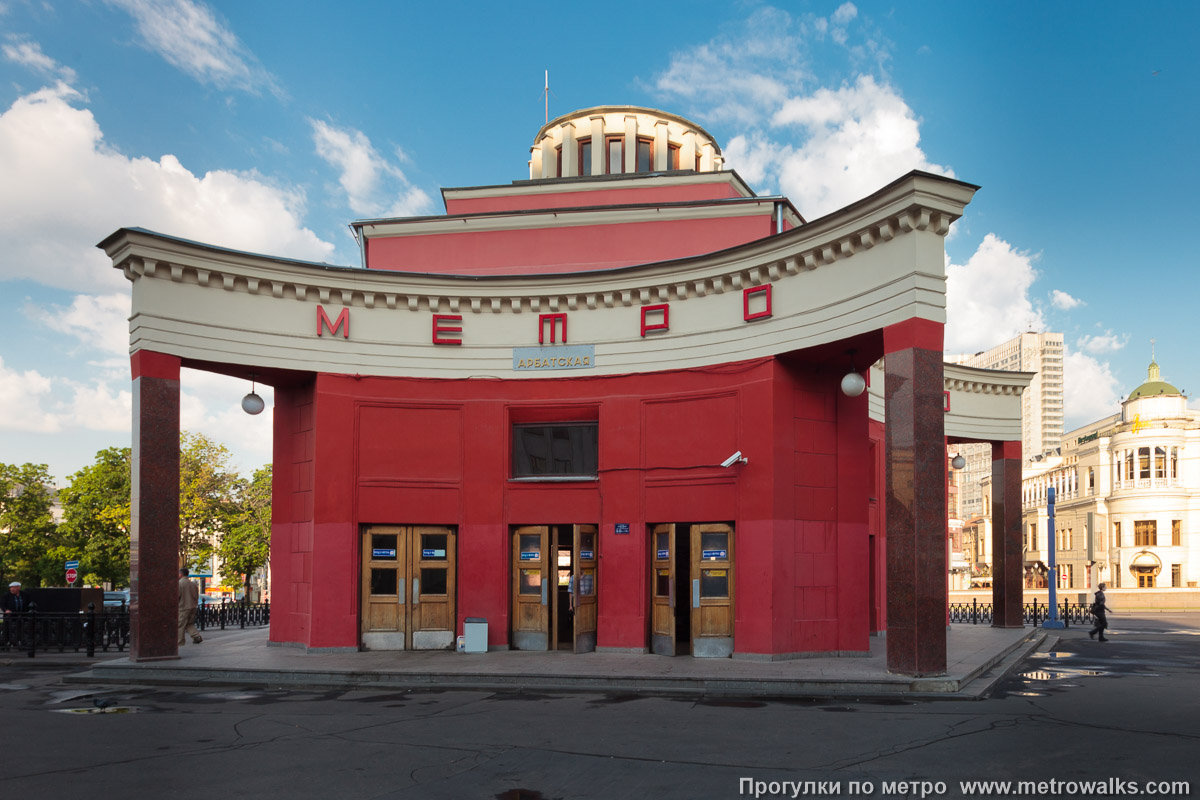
xmin=54 ymin=706 xmax=141 ymax=714
xmin=196 ymin=691 xmax=265 ymax=701
xmin=0 ymin=683 xmax=31 ymax=691
xmin=1029 ymin=651 xmax=1075 ymax=659
xmin=1021 ymin=669 xmax=1111 ymax=680
xmin=44 ymin=689 xmax=123 ymax=706
xmin=1008 ymin=690 xmax=1048 ymax=697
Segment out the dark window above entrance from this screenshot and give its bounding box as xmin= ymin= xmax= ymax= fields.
xmin=512 ymin=423 xmax=599 ymax=478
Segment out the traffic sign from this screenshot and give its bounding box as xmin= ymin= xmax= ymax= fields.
xmin=66 ymin=567 xmax=78 ymax=585
xmin=65 ymin=560 xmax=79 ymax=569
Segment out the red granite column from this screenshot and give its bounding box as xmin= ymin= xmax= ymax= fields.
xmin=883 ymin=319 xmax=947 ymax=676
xmin=130 ymin=350 xmax=181 ymax=661
xmin=991 ymin=440 xmax=1024 ymax=627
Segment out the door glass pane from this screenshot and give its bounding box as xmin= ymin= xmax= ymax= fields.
xmin=655 ymin=569 xmax=671 ymax=597
xmin=371 ymin=534 xmax=398 ymax=560
xmin=700 ymin=531 xmax=729 ymax=560
xmin=420 ymin=568 xmax=447 ymax=596
xmin=579 ymin=531 xmax=595 ymax=559
xmin=420 ymin=533 xmax=448 ymax=560
xmin=700 ymin=569 xmax=729 ymax=598
xmin=519 ymin=534 xmax=541 ymax=561
xmin=655 ymin=531 xmax=670 ymax=559
xmin=370 ymin=568 xmax=398 ymax=596
xmin=519 ymin=569 xmax=541 ymax=595
xmin=579 ymin=569 xmax=595 ymax=596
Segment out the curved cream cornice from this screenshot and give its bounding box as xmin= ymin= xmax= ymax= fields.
xmin=869 ymin=360 xmax=1029 ymax=443
xmin=99 ymin=171 xmax=977 ymax=381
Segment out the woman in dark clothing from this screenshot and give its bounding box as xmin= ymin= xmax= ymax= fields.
xmin=1088 ymin=583 xmax=1113 ymax=642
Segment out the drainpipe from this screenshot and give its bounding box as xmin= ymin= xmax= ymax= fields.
xmin=774 ymin=201 xmax=783 ymax=235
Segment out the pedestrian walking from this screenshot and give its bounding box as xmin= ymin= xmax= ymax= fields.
xmin=178 ymin=567 xmax=203 ymax=645
xmin=1088 ymin=583 xmax=1113 ymax=642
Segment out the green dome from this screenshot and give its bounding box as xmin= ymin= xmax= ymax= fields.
xmin=1127 ymin=359 xmax=1181 ymax=400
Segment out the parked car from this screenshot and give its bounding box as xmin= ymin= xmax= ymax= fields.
xmin=103 ymin=590 xmax=130 ymax=608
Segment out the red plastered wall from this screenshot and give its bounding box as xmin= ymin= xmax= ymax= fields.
xmin=366 ymin=215 xmax=776 ymax=276
xmin=268 ymin=355 xmax=871 ymax=655
xmin=869 ymin=418 xmax=887 ymax=633
xmin=444 ymin=181 xmax=745 ymax=215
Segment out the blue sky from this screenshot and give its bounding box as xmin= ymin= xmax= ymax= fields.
xmin=2 ymin=0 xmax=1197 ymax=485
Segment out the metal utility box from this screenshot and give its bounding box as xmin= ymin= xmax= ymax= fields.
xmin=463 ymin=617 xmax=487 ymax=653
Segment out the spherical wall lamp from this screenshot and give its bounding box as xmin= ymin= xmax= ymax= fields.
xmin=840 ymin=348 xmax=866 ymax=397
xmin=241 ymin=375 xmax=265 ymax=415
xmin=951 ymin=453 xmax=966 ymax=470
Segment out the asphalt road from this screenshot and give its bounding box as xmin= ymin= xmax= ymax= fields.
xmin=1 ymin=614 xmax=1196 ymax=799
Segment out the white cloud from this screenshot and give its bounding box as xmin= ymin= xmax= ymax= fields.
xmin=945 ymin=234 xmax=1044 ymax=354
xmin=770 ymin=74 xmax=953 ymax=216
xmin=1050 ymin=289 xmax=1082 ymax=310
xmin=310 ymin=118 xmax=432 ymax=219
xmin=0 ymin=357 xmax=57 ymax=433
xmin=0 ymin=356 xmax=131 ymax=434
xmin=652 ymin=8 xmax=938 ymax=218
xmin=2 ymin=35 xmax=77 ymax=83
xmin=104 ymin=0 xmax=281 ymax=96
xmin=0 ymin=82 xmax=335 ymax=293
xmin=1063 ymin=350 xmax=1121 ymax=430
xmin=832 ymin=3 xmax=858 ymax=25
xmin=27 ymin=292 xmax=131 ymax=356
xmin=1076 ymin=331 xmax=1129 ymax=354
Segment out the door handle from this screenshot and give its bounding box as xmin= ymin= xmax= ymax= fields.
xmin=692 ymin=579 xmax=700 ymax=609
xmin=541 ymin=579 xmax=548 ymax=606
xmin=412 ymin=577 xmax=420 ymax=605
xmin=398 ymin=578 xmax=405 ymax=605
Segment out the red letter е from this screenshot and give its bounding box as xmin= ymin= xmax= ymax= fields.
xmin=432 ymin=314 xmax=463 ymax=345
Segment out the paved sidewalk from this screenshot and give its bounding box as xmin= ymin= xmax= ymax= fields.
xmin=65 ymin=624 xmax=1045 ymax=700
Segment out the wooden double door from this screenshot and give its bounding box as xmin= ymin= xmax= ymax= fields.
xmin=511 ymin=525 xmax=598 ymax=652
xmin=361 ymin=525 xmax=456 ymax=650
xmin=650 ymin=523 xmax=735 ymax=657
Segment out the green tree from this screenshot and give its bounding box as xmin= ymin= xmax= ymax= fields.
xmin=58 ymin=447 xmax=132 ymax=588
xmin=0 ymin=462 xmax=60 ymax=587
xmin=218 ymin=465 xmax=272 ymax=597
xmin=179 ymin=431 xmax=240 ymax=570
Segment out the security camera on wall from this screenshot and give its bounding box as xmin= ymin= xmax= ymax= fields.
xmin=721 ymin=451 xmax=746 ymax=468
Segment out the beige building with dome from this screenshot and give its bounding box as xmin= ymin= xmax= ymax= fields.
xmin=1021 ymin=356 xmax=1199 ymax=596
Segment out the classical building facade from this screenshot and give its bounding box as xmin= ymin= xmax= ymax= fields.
xmin=1022 ymin=358 xmax=1199 ymax=591
xmin=102 ymin=105 xmax=1027 ymax=675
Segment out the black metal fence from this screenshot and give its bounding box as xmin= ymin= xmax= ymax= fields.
xmin=197 ymin=599 xmax=270 ymax=631
xmin=1 ymin=599 xmax=270 ymax=658
xmin=0 ymin=603 xmax=129 ymax=657
xmin=949 ymin=599 xmax=1094 ymax=627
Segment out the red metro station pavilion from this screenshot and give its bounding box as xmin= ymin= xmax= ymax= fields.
xmin=102 ymin=106 xmax=1029 ymax=676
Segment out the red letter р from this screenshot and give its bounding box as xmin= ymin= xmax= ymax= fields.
xmin=432 ymin=314 xmax=463 ymax=345
xmin=538 ymin=313 xmax=568 ymax=344
xmin=317 ymin=305 xmax=349 ymax=338
xmin=641 ymin=304 xmax=669 ymax=337
xmin=743 ymin=284 xmax=772 ymax=321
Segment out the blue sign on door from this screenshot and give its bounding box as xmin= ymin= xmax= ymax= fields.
xmin=372 ymin=548 xmax=397 ymax=559
xmin=580 ymin=550 xmax=594 ymax=560
xmin=657 ymin=549 xmax=670 ymax=560
xmin=701 ymin=549 xmax=728 ymax=560
xmin=520 ymin=551 xmax=540 ymax=561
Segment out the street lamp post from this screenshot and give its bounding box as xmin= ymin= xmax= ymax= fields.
xmin=1043 ymin=486 xmax=1065 ymax=629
